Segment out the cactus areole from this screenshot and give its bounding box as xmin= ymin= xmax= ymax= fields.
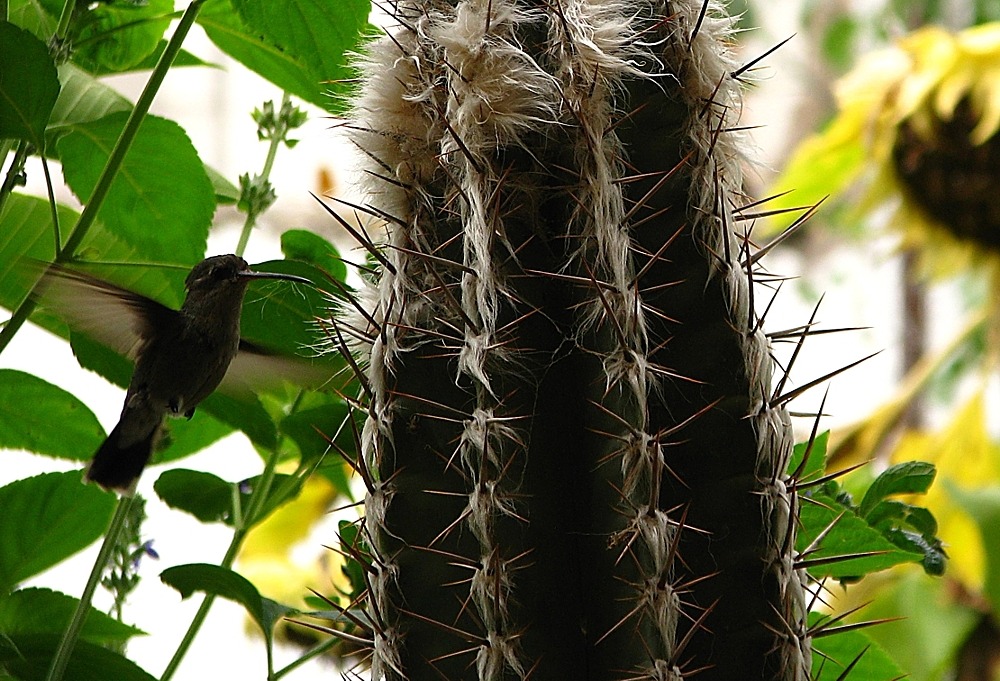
xmin=340 ymin=0 xmax=810 ymax=678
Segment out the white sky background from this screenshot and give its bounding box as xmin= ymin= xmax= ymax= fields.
xmin=1 ymin=1 xmax=996 ymax=679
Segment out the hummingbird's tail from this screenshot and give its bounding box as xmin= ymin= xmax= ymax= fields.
xmin=85 ymin=418 xmax=160 ymax=495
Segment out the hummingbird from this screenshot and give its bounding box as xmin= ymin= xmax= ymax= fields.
xmin=35 ymin=254 xmax=319 ymax=494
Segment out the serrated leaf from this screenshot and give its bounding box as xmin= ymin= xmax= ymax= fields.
xmin=797 ymin=493 xmax=923 ymax=579
xmin=281 ymin=229 xmax=348 ymax=282
xmin=859 ymin=461 xmax=936 ymax=518
xmin=154 ymin=469 xmax=235 ymax=524
xmin=0 ymin=471 xmax=115 ymax=593
xmin=0 ymin=369 xmax=105 ymax=460
xmin=0 ymin=587 xmax=144 ymax=643
xmin=56 ymin=112 xmax=214 ymax=263
xmin=0 ymin=21 xmax=61 ymax=146
xmin=809 ymin=612 xmax=906 ymax=681
xmin=160 ymin=563 xmax=295 ymax=641
xmin=0 ymin=634 xmax=156 ymax=681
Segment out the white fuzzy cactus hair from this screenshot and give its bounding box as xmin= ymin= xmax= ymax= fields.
xmin=323 ymin=0 xmax=813 ymax=679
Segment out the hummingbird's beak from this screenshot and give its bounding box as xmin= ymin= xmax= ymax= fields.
xmin=238 ymin=269 xmax=312 ymax=286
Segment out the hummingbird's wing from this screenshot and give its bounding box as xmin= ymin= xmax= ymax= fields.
xmin=218 ymin=340 xmax=332 ymax=399
xmin=34 ymin=265 xmax=181 ymax=361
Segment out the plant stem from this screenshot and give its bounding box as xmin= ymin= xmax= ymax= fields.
xmin=235 ymin=91 xmax=292 ymax=257
xmin=53 ymin=0 xmax=75 ymax=40
xmin=0 ymin=0 xmax=206 ymax=356
xmin=41 ymin=155 xmax=61 ymax=254
xmin=46 ymin=495 xmax=137 ymax=681
xmin=159 ymin=445 xmax=284 ymax=681
xmin=273 ymin=636 xmax=339 ymax=679
xmin=0 ymin=140 xmax=29 ymax=218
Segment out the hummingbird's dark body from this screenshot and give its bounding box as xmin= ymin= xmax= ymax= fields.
xmin=38 ymin=255 xmax=314 ymax=494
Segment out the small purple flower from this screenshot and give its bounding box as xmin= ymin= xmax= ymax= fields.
xmin=130 ymin=540 xmax=159 ymax=569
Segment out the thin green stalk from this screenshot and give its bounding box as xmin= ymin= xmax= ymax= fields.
xmin=53 ymin=0 xmax=75 ymax=40
xmin=0 ymin=140 xmax=29 ymax=218
xmin=0 ymin=0 xmax=206 ymax=356
xmin=159 ymin=445 xmax=284 ymax=681
xmin=273 ymin=636 xmax=339 ymax=679
xmin=41 ymin=155 xmax=61 ymax=254
xmin=235 ymin=92 xmax=292 ymax=257
xmin=46 ymin=495 xmax=137 ymax=681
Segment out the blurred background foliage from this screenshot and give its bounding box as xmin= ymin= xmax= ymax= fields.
xmin=754 ymin=0 xmax=1000 ymax=678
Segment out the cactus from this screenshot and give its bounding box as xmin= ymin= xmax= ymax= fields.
xmin=334 ymin=0 xmax=810 ymax=678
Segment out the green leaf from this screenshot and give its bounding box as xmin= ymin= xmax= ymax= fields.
xmin=0 ymin=369 xmax=105 ymax=460
xmin=0 ymin=634 xmax=157 ymax=681
xmin=204 ymin=164 xmax=240 ymax=205
xmin=0 ymin=471 xmax=115 ymax=593
xmin=72 ymin=0 xmax=177 ymax=73
xmin=0 ymin=587 xmax=144 ymax=643
xmin=0 ymin=194 xmax=186 ymax=336
xmin=56 ymin=112 xmax=214 ymax=263
xmin=0 ymin=21 xmax=61 ymax=146
xmin=8 ymin=0 xmax=58 ymax=39
xmin=160 ymin=563 xmax=296 ymax=641
xmin=281 ymin=229 xmax=348 ymax=282
xmin=200 ymin=391 xmax=279 ymax=449
xmin=155 ymin=467 xmax=233 ymax=516
xmin=797 ymin=493 xmax=923 ymax=580
xmin=241 ymin=473 xmax=302 ymax=524
xmin=241 ymin=259 xmax=330 ymax=354
xmin=197 ymin=0 xmax=370 ymax=113
xmin=70 ymin=332 xmax=132 ymax=389
xmin=851 ymin=569 xmax=978 ymax=680
xmin=280 ymin=402 xmax=349 ymax=464
xmin=809 ymin=612 xmax=906 ymax=681
xmin=230 ymin=0 xmax=372 ymax=111
xmin=197 ymin=0 xmax=326 ymax=110
xmin=785 ymin=430 xmax=829 ymax=482
xmin=154 ymin=469 xmax=234 ymax=524
xmin=82 ymin=43 xmax=213 ymax=76
xmin=0 ymin=195 xmax=78 ymax=315
xmin=858 ymin=461 xmax=936 ymax=518
xmin=48 ymin=64 xmax=133 ymax=139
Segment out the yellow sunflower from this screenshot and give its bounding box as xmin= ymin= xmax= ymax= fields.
xmin=771 ymin=23 xmax=1000 ymax=282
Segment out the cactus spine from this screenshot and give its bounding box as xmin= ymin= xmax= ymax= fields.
xmin=341 ymin=0 xmax=810 ymax=678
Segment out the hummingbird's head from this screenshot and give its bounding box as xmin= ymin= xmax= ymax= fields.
xmin=184 ymin=254 xmax=252 ymax=293
xmin=185 ymin=254 xmax=313 ymax=292
xmin=181 ymin=254 xmax=312 ymax=320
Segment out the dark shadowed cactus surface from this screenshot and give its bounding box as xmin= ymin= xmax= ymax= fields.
xmin=337 ymin=0 xmax=811 ymax=678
